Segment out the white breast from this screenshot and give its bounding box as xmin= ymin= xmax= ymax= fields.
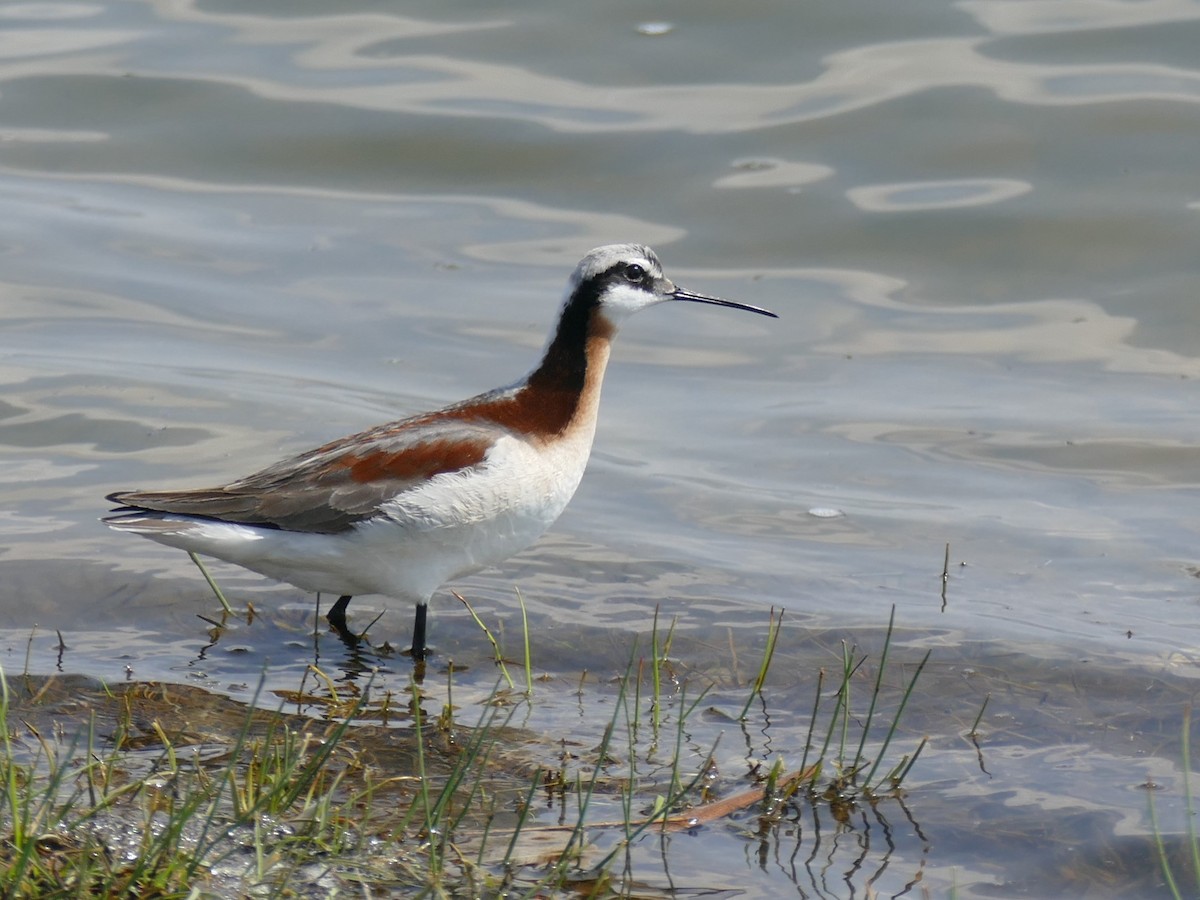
xmin=372 ymin=423 xmax=593 ymax=573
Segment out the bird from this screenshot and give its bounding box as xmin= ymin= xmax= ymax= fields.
xmin=104 ymin=243 xmax=777 ymax=660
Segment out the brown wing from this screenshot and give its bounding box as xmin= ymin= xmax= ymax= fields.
xmin=106 ymin=415 xmax=501 ymax=533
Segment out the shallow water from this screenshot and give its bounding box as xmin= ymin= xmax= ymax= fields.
xmin=3 ymin=0 xmax=1200 ymax=895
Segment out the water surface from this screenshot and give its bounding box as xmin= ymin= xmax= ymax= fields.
xmin=3 ymin=0 xmax=1200 ymax=895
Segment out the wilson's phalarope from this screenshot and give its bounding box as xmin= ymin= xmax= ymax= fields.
xmin=105 ymin=243 xmax=776 ymax=659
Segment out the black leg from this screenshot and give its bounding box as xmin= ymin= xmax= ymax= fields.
xmin=327 ymin=594 xmax=352 ymax=632
xmin=410 ymin=602 xmax=428 ymax=660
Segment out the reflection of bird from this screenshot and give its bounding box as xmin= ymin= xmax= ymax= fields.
xmin=105 ymin=243 xmax=777 ymax=660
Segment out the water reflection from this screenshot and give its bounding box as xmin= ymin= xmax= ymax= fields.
xmin=2 ymin=0 xmax=1200 ymax=892
xmin=847 ymin=178 xmax=1031 ymax=212
xmin=741 ymin=793 xmax=930 ymax=899
xmin=960 ymin=0 xmax=1200 ymax=35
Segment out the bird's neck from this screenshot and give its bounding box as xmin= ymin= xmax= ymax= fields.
xmin=529 ymin=295 xmax=612 ymax=388
xmin=511 ymin=302 xmax=614 ymax=440
xmin=456 ymin=300 xmax=614 ymax=441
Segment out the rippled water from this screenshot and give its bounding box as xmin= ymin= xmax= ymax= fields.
xmin=3 ymin=0 xmax=1200 ymax=895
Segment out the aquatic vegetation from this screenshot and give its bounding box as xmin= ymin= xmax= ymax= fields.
xmin=0 ymin=605 xmax=932 ymax=897
xmin=1151 ymin=707 xmax=1200 ymax=900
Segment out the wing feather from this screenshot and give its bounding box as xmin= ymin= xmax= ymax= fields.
xmin=106 ymin=415 xmax=501 ymax=533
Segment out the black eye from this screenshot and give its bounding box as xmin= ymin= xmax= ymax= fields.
xmin=624 ymin=263 xmax=646 ymax=283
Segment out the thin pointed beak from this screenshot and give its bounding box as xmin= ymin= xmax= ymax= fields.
xmin=670 ymin=287 xmax=778 ymax=318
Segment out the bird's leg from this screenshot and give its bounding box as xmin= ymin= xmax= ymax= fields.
xmin=327 ymin=595 xmax=352 ymax=632
xmin=410 ymin=602 xmax=428 ymax=660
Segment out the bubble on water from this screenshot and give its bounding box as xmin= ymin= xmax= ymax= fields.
xmin=636 ymin=21 xmax=674 ymax=36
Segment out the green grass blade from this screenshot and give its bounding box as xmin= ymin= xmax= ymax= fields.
xmin=866 ymin=648 xmax=931 ymax=789
xmin=188 ymin=551 xmax=234 ymax=615
xmin=517 ymin=587 xmax=533 ymax=697
xmin=738 ymin=607 xmax=784 ymax=720
xmin=853 ymin=605 xmax=896 ymax=770
xmin=1150 ymin=783 xmax=1184 ymax=900
xmin=1183 ymin=706 xmax=1199 ymax=888
xmin=455 ymin=592 xmax=514 ymax=691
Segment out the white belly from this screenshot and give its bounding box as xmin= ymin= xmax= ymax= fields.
xmin=125 ymin=429 xmax=594 ymax=603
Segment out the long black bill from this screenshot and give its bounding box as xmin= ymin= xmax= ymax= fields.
xmin=671 ymin=287 xmax=778 ymax=318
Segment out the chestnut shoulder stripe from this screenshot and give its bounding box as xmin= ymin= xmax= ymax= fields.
xmin=331 ymin=434 xmax=492 ymax=484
